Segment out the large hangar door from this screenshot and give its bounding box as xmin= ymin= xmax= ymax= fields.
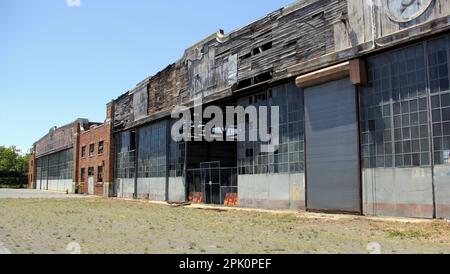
xmin=304 ymin=78 xmax=361 ymax=213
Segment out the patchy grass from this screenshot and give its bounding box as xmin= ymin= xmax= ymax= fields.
xmin=0 ymin=198 xmax=449 ymax=254
xmin=386 ymin=230 xmax=431 ymax=239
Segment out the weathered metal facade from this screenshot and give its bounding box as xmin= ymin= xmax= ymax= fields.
xmin=108 ymin=0 xmax=450 ymax=218
xmin=29 ymin=0 xmax=450 ymax=218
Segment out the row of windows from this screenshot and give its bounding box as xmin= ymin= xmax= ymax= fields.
xmin=116 ymin=151 xmax=136 ymax=179
xmin=138 ymin=122 xmax=167 ymax=178
xmin=35 ymin=148 xmax=73 ymax=181
xmin=360 ymin=35 xmax=450 ymax=168
xmin=81 ymin=141 xmax=104 ymax=158
xmin=115 ymin=131 xmax=136 ymax=179
xmin=430 ymin=33 xmax=450 ymax=167
xmin=115 ymin=122 xmax=184 ymax=179
xmin=237 ymin=82 xmax=305 ymax=175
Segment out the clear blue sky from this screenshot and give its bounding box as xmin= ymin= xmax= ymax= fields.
xmin=0 ymin=0 xmax=294 ymax=153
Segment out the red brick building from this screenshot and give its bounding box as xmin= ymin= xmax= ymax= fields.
xmin=77 ymin=103 xmax=114 ymax=196
xmin=28 ymin=104 xmax=114 ymax=197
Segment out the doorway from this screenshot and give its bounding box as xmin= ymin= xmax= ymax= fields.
xmin=186 ymin=161 xmax=237 ymax=205
xmin=88 ymin=167 xmax=95 ymax=195
xmin=304 ymin=78 xmax=361 ymax=213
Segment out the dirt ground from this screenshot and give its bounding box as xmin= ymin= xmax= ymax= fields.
xmin=0 ymin=197 xmax=449 ymax=254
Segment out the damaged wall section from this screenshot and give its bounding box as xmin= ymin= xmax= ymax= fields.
xmin=112 ymin=0 xmax=348 ymax=133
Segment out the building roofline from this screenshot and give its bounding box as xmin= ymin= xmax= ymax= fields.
xmin=112 ymin=0 xmax=314 ymax=103
xmin=33 ymin=118 xmax=90 ymax=146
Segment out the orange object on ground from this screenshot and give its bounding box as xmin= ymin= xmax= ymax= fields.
xmin=188 ymin=192 xmax=203 ymax=203
xmin=224 ymin=193 xmax=238 ymax=206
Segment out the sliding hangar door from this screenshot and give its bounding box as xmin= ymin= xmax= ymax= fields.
xmin=304 ymin=78 xmax=361 ymax=213
xmin=359 ymin=35 xmax=450 ymax=219
xmin=35 ymin=148 xmax=73 ymax=193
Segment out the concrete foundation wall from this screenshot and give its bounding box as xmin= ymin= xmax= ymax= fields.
xmin=168 ymin=177 xmax=185 ymax=202
xmin=362 ymin=168 xmax=434 ymax=219
xmin=434 ymin=165 xmax=450 ymax=219
xmin=103 ymin=182 xmax=113 ymax=197
xmin=136 ymin=177 xmax=166 ymax=201
xmin=36 ymin=179 xmax=72 ymax=193
xmin=238 ymin=173 xmax=305 ymax=210
xmin=116 ymin=178 xmax=135 ymax=199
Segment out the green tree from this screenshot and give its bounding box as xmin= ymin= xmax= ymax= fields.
xmin=0 ymin=146 xmax=30 ymax=187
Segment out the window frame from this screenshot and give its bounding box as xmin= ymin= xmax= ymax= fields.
xmin=89 ymin=144 xmax=95 ymax=157
xmin=98 ymin=141 xmax=104 ymax=155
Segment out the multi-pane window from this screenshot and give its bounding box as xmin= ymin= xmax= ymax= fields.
xmin=361 ymin=44 xmax=430 ymax=168
xmin=88 ymin=167 xmax=94 ymax=177
xmin=361 ymin=35 xmax=450 ymax=168
xmin=428 ymin=37 xmax=450 ymax=165
xmin=80 ymin=168 xmax=85 ymax=182
xmin=169 ymin=130 xmax=185 ymax=177
xmin=138 ymin=121 xmax=167 ymax=178
xmin=115 ymin=131 xmax=136 ymax=179
xmin=89 ymin=144 xmax=95 ymax=157
xmin=98 ymin=141 xmax=104 ymax=155
xmin=81 ymin=146 xmax=86 ymax=158
xmin=48 ymin=152 xmax=59 ymax=180
xmin=97 ymin=166 xmax=103 ymax=183
xmin=41 ymin=157 xmax=48 ymax=183
xmin=237 ymin=82 xmax=304 ymax=175
xmin=39 ymin=148 xmax=73 ymax=181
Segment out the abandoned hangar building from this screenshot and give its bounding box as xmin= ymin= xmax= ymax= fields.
xmin=28 ymin=0 xmax=450 ymax=219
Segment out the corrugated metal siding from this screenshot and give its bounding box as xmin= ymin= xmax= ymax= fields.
xmin=305 ymin=78 xmax=361 ymax=213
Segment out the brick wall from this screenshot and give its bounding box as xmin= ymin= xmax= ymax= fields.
xmin=77 ymin=104 xmax=114 ymax=196
xmin=78 ymin=122 xmax=111 ymax=196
